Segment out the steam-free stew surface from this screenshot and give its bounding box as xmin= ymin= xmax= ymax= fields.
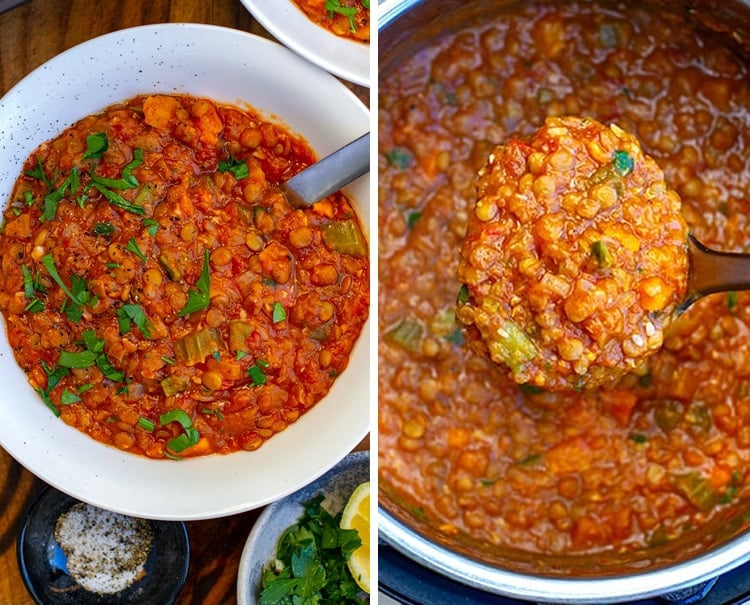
xmin=379 ymin=2 xmax=750 ymax=557
xmin=0 ymin=93 xmax=368 ymax=458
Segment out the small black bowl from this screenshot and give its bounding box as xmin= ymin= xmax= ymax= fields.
xmin=17 ymin=485 xmax=190 ymax=605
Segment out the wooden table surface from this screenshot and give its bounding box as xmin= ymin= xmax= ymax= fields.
xmin=0 ymin=1 xmax=370 ymax=603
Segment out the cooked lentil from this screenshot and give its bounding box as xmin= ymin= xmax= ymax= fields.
xmin=0 ymin=93 xmax=368 ymax=458
xmin=379 ymin=1 xmax=750 ymax=561
xmin=457 ymin=116 xmax=689 ymax=390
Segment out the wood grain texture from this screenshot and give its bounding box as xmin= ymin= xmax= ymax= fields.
xmin=0 ymin=1 xmax=370 ymax=603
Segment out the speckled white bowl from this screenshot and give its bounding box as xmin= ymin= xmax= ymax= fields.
xmin=238 ymin=0 xmax=370 ymax=87
xmin=0 ymin=23 xmax=370 ymax=521
xmin=237 ymin=450 xmax=369 ymax=604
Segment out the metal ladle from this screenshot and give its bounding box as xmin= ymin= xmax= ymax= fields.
xmin=279 ymin=132 xmax=370 ymax=207
xmin=679 ymin=234 xmax=750 ymax=313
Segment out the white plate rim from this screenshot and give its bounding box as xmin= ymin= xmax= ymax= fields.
xmin=0 ymin=22 xmax=370 ymax=521
xmin=238 ymin=0 xmax=370 ymax=88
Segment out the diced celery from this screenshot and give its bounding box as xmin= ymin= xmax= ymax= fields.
xmin=488 ymin=320 xmax=537 ymax=372
xmin=322 ymin=219 xmax=368 ymax=257
xmin=174 ymin=327 xmax=223 ymax=365
xmin=384 ymin=318 xmax=423 ymax=353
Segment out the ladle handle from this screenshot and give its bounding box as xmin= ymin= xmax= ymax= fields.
xmin=280 ymin=132 xmax=370 ymax=207
xmin=681 ymin=233 xmax=750 ymax=311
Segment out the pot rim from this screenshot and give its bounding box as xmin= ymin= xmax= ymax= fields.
xmin=377 ymin=0 xmax=750 ymax=600
xmin=380 ymin=506 xmax=750 ymax=602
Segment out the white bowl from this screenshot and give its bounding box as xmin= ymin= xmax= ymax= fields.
xmin=238 ymin=0 xmax=370 ymax=87
xmin=0 ymin=23 xmax=370 ymax=521
xmin=236 ymin=450 xmax=369 ymax=604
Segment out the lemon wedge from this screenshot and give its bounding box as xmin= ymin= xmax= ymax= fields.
xmin=340 ymin=481 xmax=370 ymax=594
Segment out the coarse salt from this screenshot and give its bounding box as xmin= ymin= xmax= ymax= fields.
xmin=54 ymin=502 xmax=153 ymax=595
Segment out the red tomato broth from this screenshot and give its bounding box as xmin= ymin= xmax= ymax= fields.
xmin=0 ymin=93 xmax=369 ymax=459
xmin=379 ymin=1 xmax=750 ymax=571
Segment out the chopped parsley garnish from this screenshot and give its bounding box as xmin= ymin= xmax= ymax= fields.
xmin=259 ymin=493 xmax=363 ymax=605
xmin=385 ymin=147 xmax=413 ymax=170
xmin=218 ymin=154 xmax=249 ymax=180
xmin=41 ymin=167 xmax=81 ymax=221
xmin=325 ymin=0 xmax=359 ymax=32
xmin=55 ymin=329 xmax=124 ymax=384
xmin=456 ymin=284 xmax=470 ymax=305
xmin=93 ymin=222 xmax=115 ymax=237
xmin=126 ymin=237 xmax=148 ymax=262
xmin=248 ymin=363 xmax=267 ymax=386
xmin=60 ymin=389 xmax=82 ymax=406
xmin=82 ymin=132 xmax=108 ymax=160
xmin=21 ymin=264 xmax=46 ymax=312
xmin=178 ymin=249 xmax=211 ymax=317
xmin=58 ymin=349 xmax=99 ymax=369
xmin=272 ymin=302 xmax=287 ymax=323
xmin=89 ymin=148 xmax=143 ymax=190
xmin=116 ymin=304 xmax=153 ymax=338
xmin=728 ymin=291 xmax=739 ymax=312
xmin=40 ymin=254 xmax=98 ymax=323
xmin=138 ymin=417 xmax=155 ymax=431
xmin=160 ymin=409 xmax=200 ymax=454
xmin=612 ymin=149 xmax=634 ymax=177
xmin=89 ymin=182 xmax=146 ymax=215
xmin=143 ymin=217 xmax=159 ymax=236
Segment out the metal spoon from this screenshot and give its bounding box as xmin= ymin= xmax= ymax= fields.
xmin=279 ymin=132 xmax=370 ymax=207
xmin=679 ymin=234 xmax=750 ymax=313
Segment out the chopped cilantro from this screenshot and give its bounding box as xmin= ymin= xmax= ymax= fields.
xmin=612 ymin=149 xmax=634 ymax=177
xmin=178 ymin=249 xmax=211 ymax=317
xmin=126 ymin=237 xmax=148 ymax=262
xmin=325 ymin=0 xmax=358 ymax=32
xmin=93 ymin=222 xmax=115 ymax=237
xmin=82 ymin=132 xmax=108 ymax=160
xmin=218 ymin=154 xmax=249 ymax=180
xmin=116 ymin=304 xmax=153 ymax=338
xmin=259 ymin=493 xmax=364 ymax=605
xmin=272 ymin=302 xmax=287 ymax=323
xmin=385 ymin=147 xmax=413 ymax=170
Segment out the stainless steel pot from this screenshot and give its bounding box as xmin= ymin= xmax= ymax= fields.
xmin=378 ymin=0 xmax=750 ymax=602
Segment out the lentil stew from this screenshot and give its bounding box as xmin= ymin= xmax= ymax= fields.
xmin=457 ymin=115 xmax=689 ymax=391
xmin=0 ymin=93 xmax=369 ymax=459
xmin=379 ymin=0 xmax=750 ymax=574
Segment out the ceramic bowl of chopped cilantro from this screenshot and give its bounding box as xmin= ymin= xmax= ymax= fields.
xmin=238 ymin=0 xmax=370 ymax=87
xmin=237 ymin=450 xmax=369 ymax=604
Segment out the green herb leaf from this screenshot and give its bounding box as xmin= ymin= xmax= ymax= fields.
xmin=58 ymin=349 xmax=98 ymax=369
xmin=612 ymin=149 xmax=634 ymax=177
xmin=82 ymin=132 xmax=108 ymax=160
xmin=90 ymin=149 xmax=143 ymax=190
xmin=138 ymin=417 xmax=155 ymax=431
xmin=89 ymin=182 xmax=146 ymax=215
xmin=248 ymin=364 xmax=267 ymax=386
xmin=116 ymin=304 xmax=153 ymax=338
xmin=178 ymin=249 xmax=211 ymax=317
xmin=143 ymin=217 xmax=159 ymax=237
xmin=60 ymin=388 xmax=82 ymax=406
xmin=325 ymin=0 xmax=357 ymax=32
xmin=259 ymin=493 xmax=363 ymax=604
xmin=217 ymin=154 xmax=249 ymax=180
xmin=160 ymin=409 xmax=194 ymax=430
xmin=93 ymin=222 xmax=115 ymax=237
xmin=385 ymin=147 xmax=413 ymax=170
xmin=272 ymin=302 xmax=287 ymax=323
xmin=126 ymin=237 xmax=148 ymax=262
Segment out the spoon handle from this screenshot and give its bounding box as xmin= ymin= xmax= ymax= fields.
xmin=681 ymin=233 xmax=750 ymax=311
xmin=280 ymin=132 xmax=370 ymax=207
